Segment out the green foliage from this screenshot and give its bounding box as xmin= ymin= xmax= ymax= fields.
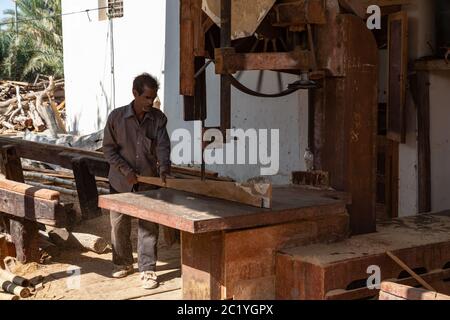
xmin=0 ymin=0 xmax=63 ymax=81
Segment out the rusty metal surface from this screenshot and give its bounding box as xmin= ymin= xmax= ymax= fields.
xmin=98 ymin=186 xmax=347 ymax=234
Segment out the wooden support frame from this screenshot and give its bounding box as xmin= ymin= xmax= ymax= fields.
xmin=410 ymin=72 xmax=432 ymax=213
xmin=72 ymin=157 xmax=102 ymax=220
xmin=0 ymin=146 xmax=40 ymax=263
xmin=269 ymin=0 xmax=326 ymax=27
xmin=387 ymin=11 xmax=408 ymax=143
xmin=214 ymin=48 xmax=313 ymax=74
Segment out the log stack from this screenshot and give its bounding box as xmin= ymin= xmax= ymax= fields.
xmin=0 ymin=78 xmax=66 ymax=135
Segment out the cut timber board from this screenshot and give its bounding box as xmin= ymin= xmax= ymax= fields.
xmin=98 ymin=186 xmax=347 ymax=234
xmin=137 ymin=176 xmax=272 ymax=208
xmin=0 ymin=179 xmax=60 ymax=201
xmin=0 ymin=188 xmax=65 ymax=226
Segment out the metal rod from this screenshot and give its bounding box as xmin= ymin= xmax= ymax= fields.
xmin=194 ymin=59 xmax=213 ymax=79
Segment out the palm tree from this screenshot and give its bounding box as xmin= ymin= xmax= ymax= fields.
xmin=0 ymin=0 xmax=63 ymax=81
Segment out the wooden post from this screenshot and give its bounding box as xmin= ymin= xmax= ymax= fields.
xmin=72 ymin=157 xmax=102 ymax=220
xmin=220 ymin=0 xmax=232 ymax=138
xmin=0 ymin=146 xmax=40 ymax=263
xmin=411 ymin=72 xmax=432 ymax=213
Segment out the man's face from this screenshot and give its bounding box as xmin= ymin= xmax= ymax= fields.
xmin=133 ymin=86 xmax=158 ymax=113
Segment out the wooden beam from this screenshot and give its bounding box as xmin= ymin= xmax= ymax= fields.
xmin=410 ymin=72 xmax=431 ymax=213
xmin=387 ymin=11 xmax=408 ymax=143
xmin=215 ymin=48 xmax=312 ymax=74
xmin=0 ymin=189 xmax=65 ymax=227
xmin=137 ymin=176 xmax=272 ymax=208
xmin=180 ymin=0 xmax=196 ymax=96
xmin=415 ymin=59 xmax=450 ymax=72
xmin=72 ymin=157 xmax=102 ymax=220
xmin=269 ymin=0 xmax=326 ymax=27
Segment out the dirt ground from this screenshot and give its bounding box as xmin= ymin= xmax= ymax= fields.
xmin=9 ymin=195 xmax=182 ymax=300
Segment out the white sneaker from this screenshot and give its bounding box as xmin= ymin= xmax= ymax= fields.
xmin=112 ymin=265 xmax=134 ymax=279
xmin=141 ymin=271 xmax=159 ymax=290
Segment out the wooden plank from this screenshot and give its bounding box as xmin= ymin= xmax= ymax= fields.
xmin=380 ymin=282 xmax=450 ymax=300
xmin=215 ymin=48 xmax=312 ymax=74
xmin=0 ymin=137 xmax=104 ymax=174
xmin=387 ymin=11 xmax=408 ymax=143
xmin=137 ymin=176 xmax=272 ymax=208
xmin=0 ymin=179 xmax=59 ymax=201
xmin=98 ymin=186 xmax=347 ymax=234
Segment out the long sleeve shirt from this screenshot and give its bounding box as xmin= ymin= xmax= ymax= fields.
xmin=103 ymin=102 xmax=171 ymax=192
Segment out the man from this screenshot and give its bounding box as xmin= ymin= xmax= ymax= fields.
xmin=103 ymin=73 xmax=171 ymax=289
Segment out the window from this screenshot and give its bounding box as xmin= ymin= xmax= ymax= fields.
xmin=99 ymin=0 xmax=124 ymax=21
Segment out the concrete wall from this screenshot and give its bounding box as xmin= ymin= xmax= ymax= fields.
xmin=61 ymin=0 xmax=166 ymax=135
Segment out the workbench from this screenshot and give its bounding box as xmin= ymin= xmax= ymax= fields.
xmin=98 ymin=185 xmax=350 ymax=300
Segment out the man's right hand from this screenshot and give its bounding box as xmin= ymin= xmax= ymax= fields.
xmin=126 ymin=172 xmax=138 ymax=185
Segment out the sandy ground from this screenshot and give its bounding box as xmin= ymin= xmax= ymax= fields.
xmin=10 ymin=208 xmax=182 ymax=300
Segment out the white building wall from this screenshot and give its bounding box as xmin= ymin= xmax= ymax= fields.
xmin=430 ymin=72 xmax=450 ymax=212
xmin=62 ymin=0 xmax=166 ymax=135
xmin=396 ymin=0 xmax=436 ymax=217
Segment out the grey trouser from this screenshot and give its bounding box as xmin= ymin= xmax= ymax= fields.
xmin=110 ymin=186 xmax=159 ymax=272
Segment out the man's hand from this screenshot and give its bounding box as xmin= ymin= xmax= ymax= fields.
xmin=160 ymin=167 xmax=173 ymax=184
xmin=126 ymin=172 xmax=138 ymax=185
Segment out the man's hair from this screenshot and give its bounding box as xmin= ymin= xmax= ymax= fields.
xmin=133 ymin=73 xmax=160 ymax=95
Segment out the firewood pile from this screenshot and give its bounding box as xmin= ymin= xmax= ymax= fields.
xmin=0 ymin=77 xmax=66 ymax=135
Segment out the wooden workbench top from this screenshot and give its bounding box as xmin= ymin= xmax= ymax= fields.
xmin=98 ymin=185 xmax=348 ymax=234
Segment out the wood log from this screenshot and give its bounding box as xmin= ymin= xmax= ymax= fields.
xmin=35 ymin=77 xmax=64 ymax=136
xmin=28 ymin=101 xmax=46 ymax=132
xmin=1 ymin=121 xmax=15 ymax=130
xmin=48 ymin=228 xmax=109 ymax=254
xmin=0 ymin=269 xmax=30 ymax=287
xmin=38 ymin=231 xmax=60 ymax=258
xmin=25 ymin=181 xmax=78 ymax=197
xmin=0 ymin=292 xmax=19 ymax=300
xmin=0 ymin=81 xmax=64 ymax=109
xmin=137 ymin=176 xmax=272 ymax=208
xmin=0 ymin=178 xmax=60 ymax=201
xmin=0 ymin=279 xmax=31 ymax=298
xmin=24 ymin=172 xmax=77 ymax=189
